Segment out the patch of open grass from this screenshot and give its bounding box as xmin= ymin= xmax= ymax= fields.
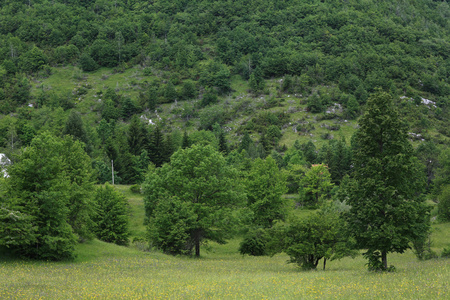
xmin=1 ymin=185 xmax=449 ymax=299
xmin=112 ymin=184 xmax=147 ymax=240
xmin=1 ymin=238 xmax=449 ymax=299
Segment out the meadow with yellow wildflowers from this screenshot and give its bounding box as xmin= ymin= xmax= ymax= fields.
xmin=1 ymin=187 xmax=449 ymax=299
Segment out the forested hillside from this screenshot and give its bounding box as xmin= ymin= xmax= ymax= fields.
xmin=0 ymin=0 xmax=449 ymax=265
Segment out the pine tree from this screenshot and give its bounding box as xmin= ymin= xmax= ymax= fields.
xmin=238 ymin=132 xmax=252 ymax=153
xmin=345 ymin=91 xmax=430 ymax=271
xmin=92 ymin=184 xmax=129 ymax=245
xmin=217 ymin=131 xmax=228 ymax=154
xmin=127 ymin=115 xmax=145 ymax=156
xmin=181 ymin=131 xmax=190 ymax=149
xmin=63 ymin=110 xmax=88 ymax=145
xmin=164 ymin=81 xmax=177 ymax=102
xmin=149 ymin=125 xmax=165 ymax=167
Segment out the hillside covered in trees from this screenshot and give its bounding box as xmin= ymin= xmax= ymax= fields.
xmin=0 ymin=0 xmax=449 ymax=183
xmin=0 ymin=0 xmax=450 ymax=268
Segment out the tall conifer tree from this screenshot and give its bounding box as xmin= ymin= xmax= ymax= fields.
xmin=345 ymin=91 xmax=429 ymax=271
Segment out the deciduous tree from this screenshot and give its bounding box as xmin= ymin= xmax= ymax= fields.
xmin=144 ymin=145 xmax=245 ymax=256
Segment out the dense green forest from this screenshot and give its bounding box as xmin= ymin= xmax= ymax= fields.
xmin=0 ymin=0 xmax=449 ymax=270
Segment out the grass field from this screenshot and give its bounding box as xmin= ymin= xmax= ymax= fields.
xmin=1 ymin=186 xmax=449 ymax=299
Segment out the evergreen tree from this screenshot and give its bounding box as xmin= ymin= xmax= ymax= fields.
xmin=61 ymin=136 xmax=95 ymax=241
xmin=301 ymin=141 xmax=317 ymax=165
xmin=249 ymin=67 xmax=265 ymax=93
xmin=148 ymin=125 xmax=165 ymax=167
xmin=181 ymin=131 xmax=190 ymax=149
xmin=63 ymin=110 xmax=88 ymax=145
xmin=127 ymin=115 xmax=145 ymax=156
xmin=238 ymin=132 xmax=253 ymax=153
xmin=92 ymin=184 xmax=129 ymax=245
xmin=218 ymin=130 xmax=229 ymax=155
xmin=78 ymin=52 xmax=98 ymax=72
xmin=164 ymin=81 xmax=177 ymax=102
xmin=345 ymin=91 xmax=430 ymax=271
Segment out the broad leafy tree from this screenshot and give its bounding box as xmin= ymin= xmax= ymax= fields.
xmin=245 ymin=156 xmax=288 ymax=228
xmin=269 ymin=207 xmax=356 ymax=270
xmin=144 ymin=144 xmax=245 ymax=257
xmin=345 ymin=91 xmax=430 ymax=271
xmin=299 ymin=164 xmax=333 ymax=207
xmin=0 ymin=132 xmax=77 ymax=260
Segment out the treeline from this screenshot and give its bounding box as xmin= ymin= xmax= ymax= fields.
xmin=1 ymin=93 xmax=450 ymax=269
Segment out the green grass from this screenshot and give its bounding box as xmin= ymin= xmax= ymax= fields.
xmin=1 ymin=239 xmax=449 ymax=299
xmin=33 ymin=66 xmax=363 ymax=150
xmin=1 ymin=186 xmax=449 ymax=299
xmin=106 ymin=184 xmax=147 ymax=240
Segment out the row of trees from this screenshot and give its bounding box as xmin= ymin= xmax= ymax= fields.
xmin=0 ymin=133 xmax=129 ymax=260
xmin=143 ymin=92 xmax=432 ymax=271
xmin=0 ymin=90 xmax=446 ymax=271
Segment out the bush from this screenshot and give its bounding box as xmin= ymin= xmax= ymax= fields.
xmin=437 ymin=185 xmax=450 ymax=222
xmin=239 ymin=228 xmax=269 ymax=256
xmin=79 ymin=52 xmax=98 ymax=72
xmin=441 ymin=247 xmax=450 ymax=258
xmin=130 ymin=184 xmax=141 ymax=194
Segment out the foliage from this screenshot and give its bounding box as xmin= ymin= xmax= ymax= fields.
xmin=147 ymin=196 xmax=197 ymax=255
xmin=92 ymin=184 xmax=129 ymax=246
xmin=442 ymin=248 xmax=450 ymax=258
xmin=78 ymin=52 xmax=98 ymax=72
xmin=299 ymin=164 xmax=334 ymax=207
xmin=245 ymin=156 xmax=288 ymax=228
xmin=270 ymin=205 xmax=357 ymax=270
xmin=130 ymin=184 xmax=141 ymax=194
xmin=60 ymin=136 xmax=95 ymax=241
xmin=239 ymin=228 xmax=269 ymax=256
xmin=437 ymin=184 xmax=450 ymax=222
xmin=345 ymin=91 xmax=430 ymax=271
xmin=1 ymin=132 xmax=77 ymax=260
xmin=143 ymin=144 xmax=245 ymax=256
xmin=63 ymin=110 xmax=88 ymax=145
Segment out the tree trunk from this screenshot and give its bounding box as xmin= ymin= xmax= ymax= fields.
xmin=382 ymin=251 xmax=387 ymax=270
xmin=323 ymin=258 xmax=327 ymax=270
xmin=194 ymin=230 xmax=201 ymax=257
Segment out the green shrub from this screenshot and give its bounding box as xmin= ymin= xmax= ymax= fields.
xmin=239 ymin=228 xmax=269 ymax=256
xmin=441 ymin=248 xmax=450 ymax=258
xmin=437 ymin=185 xmax=450 ymax=222
xmin=130 ymin=184 xmax=141 ymax=194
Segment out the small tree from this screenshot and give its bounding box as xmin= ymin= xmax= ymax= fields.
xmin=78 ymin=52 xmax=98 ymax=72
xmin=269 ymin=206 xmax=356 ymax=270
xmin=92 ymin=184 xmax=129 ymax=246
xmin=299 ymin=164 xmax=333 ymax=207
xmin=63 ymin=110 xmax=88 ymax=145
xmin=246 ymin=156 xmax=288 ymax=228
xmin=437 ymin=184 xmax=450 ymax=222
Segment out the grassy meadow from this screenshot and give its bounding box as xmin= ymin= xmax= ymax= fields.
xmin=1 ymin=186 xmax=449 ymax=299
